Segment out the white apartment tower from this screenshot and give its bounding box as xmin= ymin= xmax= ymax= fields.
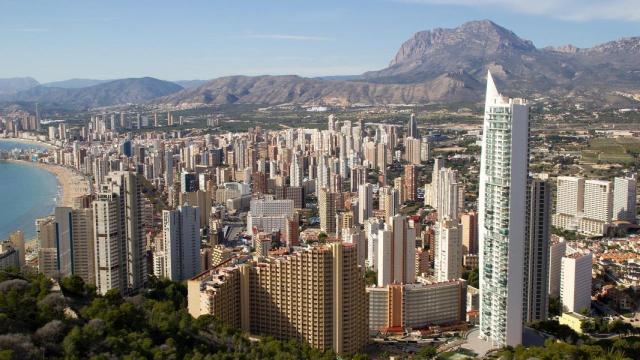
xmin=434 ymin=219 xmax=462 ymax=282
xmin=160 ymin=205 xmax=201 ymax=281
xmin=376 ymin=215 xmax=416 ymax=286
xmin=613 ymin=174 xmax=637 ymax=222
xmin=583 ymin=180 xmax=613 ymax=223
xmin=436 ymin=167 xmax=461 ymax=221
xmin=478 ymin=71 xmax=529 ymax=347
xmin=556 ymin=176 xmax=584 ymax=216
xmin=560 ymin=252 xmax=593 ymax=314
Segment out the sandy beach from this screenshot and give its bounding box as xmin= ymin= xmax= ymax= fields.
xmin=9 ymin=160 xmax=90 ymax=208
xmin=36 ymin=162 xmax=90 ymax=207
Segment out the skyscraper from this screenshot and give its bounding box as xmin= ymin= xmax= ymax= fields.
xmin=159 ymin=205 xmax=201 ymax=281
xmin=407 ymin=113 xmax=418 ymax=139
xmin=461 ymin=211 xmax=478 ymax=255
xmin=358 ymin=183 xmax=373 ymax=225
xmin=523 ymin=178 xmax=551 ymax=323
xmin=404 ymin=165 xmax=417 ymax=202
xmin=556 ymin=176 xmax=584 ymax=217
xmin=93 ymin=171 xmax=146 ymax=295
xmin=478 ymin=71 xmax=529 ymax=347
xmin=376 ymin=215 xmax=416 ymax=286
xmin=583 ymin=180 xmax=613 ymax=223
xmin=436 ymin=167 xmax=461 ymax=221
xmin=54 ymin=207 xmax=95 ymax=283
xmin=318 ymin=188 xmax=338 ymax=234
xmin=613 ymin=174 xmax=637 ymax=222
xmin=548 ymin=236 xmax=567 ymax=298
xmin=434 ymin=219 xmax=462 ymax=282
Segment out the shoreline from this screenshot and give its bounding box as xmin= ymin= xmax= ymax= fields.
xmin=6 ymin=159 xmax=90 ymax=208
xmin=0 ymin=137 xmax=57 ymax=150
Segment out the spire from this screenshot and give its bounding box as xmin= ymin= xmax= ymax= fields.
xmin=485 ymin=70 xmax=500 ymax=105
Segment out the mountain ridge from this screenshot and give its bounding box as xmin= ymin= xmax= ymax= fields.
xmin=2 ymin=77 xmax=183 ymax=109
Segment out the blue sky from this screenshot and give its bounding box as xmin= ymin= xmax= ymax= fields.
xmin=0 ymin=0 xmax=638 ymax=82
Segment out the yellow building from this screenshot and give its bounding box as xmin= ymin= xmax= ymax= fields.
xmin=558 ymin=312 xmax=588 ymax=334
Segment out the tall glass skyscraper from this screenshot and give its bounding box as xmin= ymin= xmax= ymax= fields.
xmin=478 ymin=71 xmax=530 ymax=347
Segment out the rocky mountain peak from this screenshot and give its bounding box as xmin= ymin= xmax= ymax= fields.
xmin=390 ymin=19 xmax=535 ymax=67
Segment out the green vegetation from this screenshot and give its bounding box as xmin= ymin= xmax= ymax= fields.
xmin=364 ymin=269 xmax=377 ymax=286
xmin=581 ymin=318 xmax=636 ymax=335
xmin=530 ymin=320 xmax=581 ymax=344
xmin=551 ymin=226 xmax=582 ymax=241
xmin=462 ymin=268 xmax=479 ymax=288
xmin=581 ymin=137 xmax=640 ymax=165
xmin=494 ymin=338 xmax=640 ymax=360
xmin=0 ymin=268 xmax=345 ymax=359
xmin=548 ymin=296 xmax=563 ymax=317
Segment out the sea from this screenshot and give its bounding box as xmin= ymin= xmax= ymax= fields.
xmin=0 ymin=140 xmax=58 ymax=241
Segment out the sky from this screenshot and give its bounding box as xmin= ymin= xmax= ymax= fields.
xmin=0 ymin=0 xmax=638 ymax=82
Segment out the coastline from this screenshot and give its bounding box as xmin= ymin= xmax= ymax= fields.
xmin=0 ymin=137 xmax=56 ymax=150
xmin=7 ymin=159 xmax=90 ymax=208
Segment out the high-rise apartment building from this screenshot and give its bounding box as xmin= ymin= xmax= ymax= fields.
xmin=368 ymin=281 xmax=466 ymax=332
xmin=523 ymin=178 xmax=550 ymax=323
xmin=188 ymin=243 xmax=368 ymax=355
xmin=93 ymin=171 xmax=146 ymax=295
xmin=407 ymin=113 xmax=419 ymax=139
xmin=461 ymin=211 xmax=478 ymax=255
xmin=436 ymin=167 xmax=461 ymax=221
xmin=548 ymin=236 xmax=567 ymax=298
xmin=556 ymin=176 xmax=584 ymax=216
xmin=247 ymin=197 xmax=295 ymax=234
xmin=404 ymin=165 xmax=417 ymax=202
xmin=478 ymin=71 xmax=529 ymax=347
xmin=376 ymin=215 xmax=416 ymax=286
xmin=583 ymin=180 xmax=613 ymax=223
xmin=434 ymin=219 xmax=462 ymax=282
xmin=560 ymin=252 xmax=593 ymax=314
xmin=404 ymin=137 xmax=421 ymax=165
xmin=358 ymin=183 xmax=373 ymax=225
xmin=158 ymin=205 xmax=201 ymax=281
xmin=37 ymin=217 xmax=58 ymax=278
xmin=318 ymin=188 xmax=338 ymax=234
xmin=54 ymin=207 xmax=95 ymax=283
xmin=613 ymin=174 xmax=637 ymax=222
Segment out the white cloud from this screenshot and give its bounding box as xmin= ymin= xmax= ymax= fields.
xmin=397 ymin=0 xmax=640 ymax=21
xmin=235 ymin=34 xmax=332 ymax=41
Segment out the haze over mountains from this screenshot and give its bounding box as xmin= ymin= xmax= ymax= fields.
xmin=2 ymin=20 xmax=639 ymax=109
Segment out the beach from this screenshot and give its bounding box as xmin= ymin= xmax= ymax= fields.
xmin=9 ymin=160 xmax=90 ymax=208
xmin=36 ymin=162 xmax=90 ymax=207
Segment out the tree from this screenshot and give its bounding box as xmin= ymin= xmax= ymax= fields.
xmin=462 ymin=268 xmax=479 ymax=288
xmin=415 ymin=345 xmax=437 ymax=359
xmin=364 ymin=269 xmax=377 ymax=286
xmin=549 ymin=296 xmax=563 ymax=317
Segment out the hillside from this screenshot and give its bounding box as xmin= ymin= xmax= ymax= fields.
xmin=0 ymin=269 xmax=337 ymax=359
xmin=0 ymin=77 xmax=39 ymax=95
xmin=3 ymin=77 xmax=183 ymax=109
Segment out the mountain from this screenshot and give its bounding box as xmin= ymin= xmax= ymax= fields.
xmin=4 ymin=77 xmax=183 ymax=109
xmin=360 ymin=20 xmax=640 ymax=102
xmin=156 ymin=73 xmax=482 ymax=107
xmin=41 ymin=78 xmax=111 ymax=89
xmin=173 ymin=80 xmax=209 ymax=89
xmin=158 ymin=20 xmax=640 ymax=108
xmin=0 ymin=77 xmax=39 ymax=95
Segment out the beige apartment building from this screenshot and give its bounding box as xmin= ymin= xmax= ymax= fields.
xmin=188 ymin=242 xmax=368 ymax=355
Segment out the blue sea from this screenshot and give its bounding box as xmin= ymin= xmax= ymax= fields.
xmin=0 ymin=140 xmax=58 ymax=241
